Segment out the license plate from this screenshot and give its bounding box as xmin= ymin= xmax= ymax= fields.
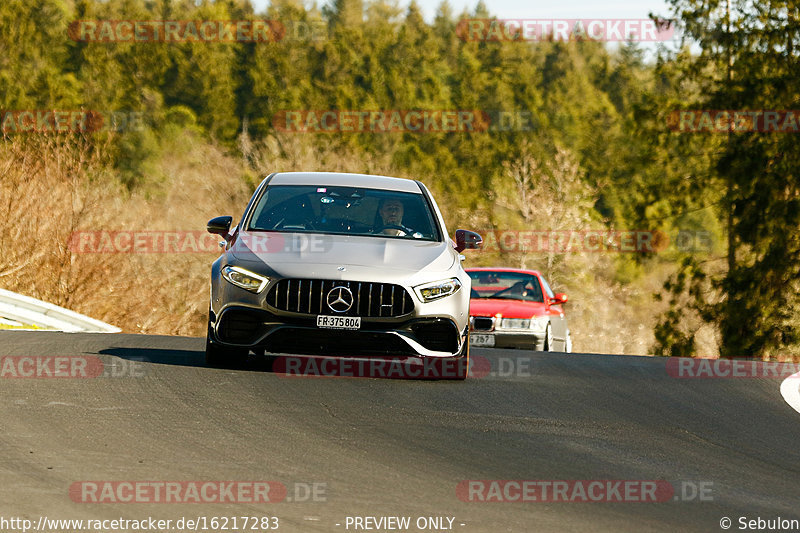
xmin=316 ymin=315 xmax=361 ymax=330
xmin=470 ymin=334 xmax=495 ymax=347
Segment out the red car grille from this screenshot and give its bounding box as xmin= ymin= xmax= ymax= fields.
xmin=472 ymin=316 xmax=495 ymax=331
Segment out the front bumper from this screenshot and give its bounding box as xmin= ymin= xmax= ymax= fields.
xmin=470 ymin=316 xmax=546 ymax=350
xmin=484 ymin=331 xmax=546 ymax=350
xmin=210 ymin=305 xmax=468 ymax=358
xmin=209 ymin=258 xmax=471 ymax=358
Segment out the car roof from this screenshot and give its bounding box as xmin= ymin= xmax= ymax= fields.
xmin=466 ymin=267 xmax=543 ymax=277
xmin=268 ymin=172 xmax=422 ymax=193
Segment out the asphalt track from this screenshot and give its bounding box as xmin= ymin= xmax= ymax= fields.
xmin=1 ymin=331 xmax=799 ymax=533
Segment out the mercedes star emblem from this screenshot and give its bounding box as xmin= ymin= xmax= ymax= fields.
xmin=326 ymin=286 xmax=354 ymax=313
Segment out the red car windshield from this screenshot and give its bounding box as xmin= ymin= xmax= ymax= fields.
xmin=467 ymin=271 xmax=544 ymax=303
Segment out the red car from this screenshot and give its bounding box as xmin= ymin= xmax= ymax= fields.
xmin=466 ymin=268 xmax=571 ymax=352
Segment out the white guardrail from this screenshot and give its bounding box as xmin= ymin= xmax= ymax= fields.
xmin=0 ymin=289 xmax=121 ymax=333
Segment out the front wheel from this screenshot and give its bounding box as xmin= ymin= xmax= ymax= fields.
xmin=205 ymin=340 xmax=249 ymax=368
xmin=543 ymin=323 xmax=553 ymax=352
xmin=438 ymin=333 xmax=469 ymax=380
xmin=454 ymin=337 xmax=469 ymax=380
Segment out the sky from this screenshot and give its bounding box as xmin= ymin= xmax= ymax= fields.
xmin=249 ymin=0 xmax=675 ymax=22
xmin=248 ymin=0 xmax=680 ymax=56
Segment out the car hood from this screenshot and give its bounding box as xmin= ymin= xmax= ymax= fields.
xmin=229 ymin=231 xmax=455 ymax=279
xmin=469 ymin=299 xmax=547 ymax=318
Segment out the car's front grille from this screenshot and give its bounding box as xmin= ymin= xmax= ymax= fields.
xmin=472 ymin=317 xmax=494 ymax=331
xmin=267 ymin=279 xmax=414 ymax=318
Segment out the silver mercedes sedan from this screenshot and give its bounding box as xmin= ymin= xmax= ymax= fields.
xmin=205 ymin=172 xmax=482 ymax=379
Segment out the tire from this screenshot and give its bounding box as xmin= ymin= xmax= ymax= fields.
xmin=438 ymin=332 xmax=470 ymax=380
xmin=205 ymin=317 xmax=249 ymax=368
xmin=543 ymin=323 xmax=553 ymax=352
xmin=454 ymin=335 xmax=470 ymax=380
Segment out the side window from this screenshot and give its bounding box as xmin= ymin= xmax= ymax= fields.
xmin=539 ymin=276 xmax=555 ymax=299
xmin=525 ymin=278 xmax=543 ymax=302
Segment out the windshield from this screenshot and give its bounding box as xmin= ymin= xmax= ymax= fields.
xmin=467 ymin=271 xmax=544 ymax=303
xmin=247 ymin=185 xmax=440 ymax=241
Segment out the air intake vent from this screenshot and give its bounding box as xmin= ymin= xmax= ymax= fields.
xmin=472 ymin=317 xmax=495 ymax=331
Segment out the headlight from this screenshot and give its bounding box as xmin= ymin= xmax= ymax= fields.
xmin=414 ymin=278 xmax=462 ymax=302
xmin=530 ymin=316 xmax=549 ymax=331
xmin=501 ymin=318 xmax=531 ymax=329
xmin=221 ymin=265 xmax=269 ymax=293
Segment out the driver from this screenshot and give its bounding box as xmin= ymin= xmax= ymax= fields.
xmin=377 ymin=198 xmax=406 ymax=236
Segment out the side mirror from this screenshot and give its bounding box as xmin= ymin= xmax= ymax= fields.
xmin=454 ymin=229 xmax=482 ymax=253
xmin=551 ymin=293 xmax=568 ymax=305
xmin=207 ymin=216 xmax=233 ymax=237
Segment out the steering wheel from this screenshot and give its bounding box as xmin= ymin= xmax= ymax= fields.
xmin=271 ymin=217 xmax=316 ymax=231
xmin=378 ymin=223 xmax=415 ymax=236
xmin=492 ymin=281 xmax=529 ymax=299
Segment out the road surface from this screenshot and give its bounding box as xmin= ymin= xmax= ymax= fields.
xmin=1 ymin=331 xmax=798 ymax=532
